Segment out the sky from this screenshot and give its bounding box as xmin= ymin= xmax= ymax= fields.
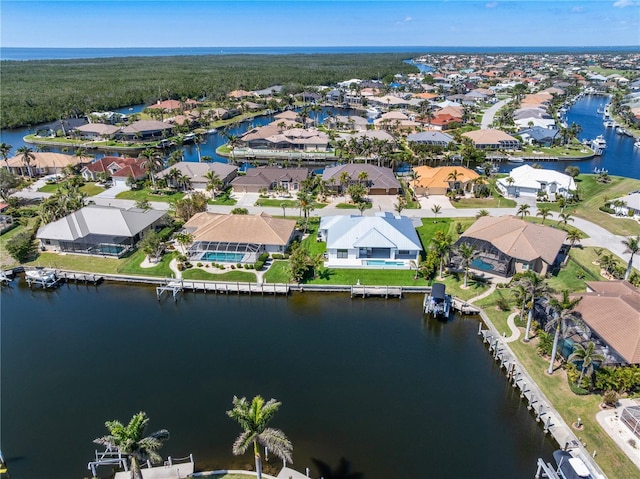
xmin=1 ymin=0 xmax=639 ymax=48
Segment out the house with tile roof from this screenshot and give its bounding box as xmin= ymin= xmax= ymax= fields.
xmin=73 ymin=123 xmax=120 ymax=140
xmin=37 ymin=205 xmax=167 ymax=257
xmin=239 ymin=124 xmax=329 ymax=151
xmin=156 ymin=162 xmax=238 ymax=192
xmin=147 ymin=99 xmax=199 ymax=111
xmin=183 ymin=212 xmax=298 ymax=263
xmin=454 ymin=215 xmax=567 ymax=277
xmin=406 ymin=131 xmax=455 ymax=148
xmin=5 ymin=152 xmax=91 ymax=177
xmin=410 ymin=166 xmax=478 ymax=196
xmin=117 ymin=120 xmax=173 ymax=141
xmin=462 ymin=129 xmax=521 ymax=150
xmin=497 ymin=165 xmax=575 ymax=199
xmin=318 ymin=212 xmax=422 ymax=269
xmin=230 ymin=167 xmax=309 ymax=194
xmin=322 ymin=164 xmax=400 ymax=196
xmin=81 ymin=156 xmax=148 ymax=186
xmin=566 ymin=281 xmax=640 ymax=365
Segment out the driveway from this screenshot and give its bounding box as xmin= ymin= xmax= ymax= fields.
xmin=94 ymin=183 xmax=130 ymax=199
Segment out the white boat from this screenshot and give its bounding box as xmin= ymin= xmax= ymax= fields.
xmin=365 ymin=107 xmax=381 ymax=118
xmin=603 ymin=119 xmax=615 ymax=128
xmin=590 ymin=135 xmax=607 ymax=155
xmin=424 ymin=283 xmax=452 ymax=319
xmin=181 ymin=133 xmax=197 ymax=143
xmin=25 ymin=268 xmax=59 ymax=288
xmin=507 ymin=157 xmax=525 ymax=163
xmin=553 ymin=449 xmax=594 ymax=479
xmin=634 ymin=139 xmax=640 ymax=149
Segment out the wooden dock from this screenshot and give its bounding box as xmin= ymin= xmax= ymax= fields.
xmin=56 ymin=271 xmax=103 ymax=285
xmin=452 ymin=298 xmax=481 ymax=315
xmin=350 ymin=285 xmax=403 ymax=298
xmin=157 ymin=279 xmax=290 ymax=302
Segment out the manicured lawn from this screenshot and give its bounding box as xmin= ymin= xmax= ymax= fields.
xmin=254 ymin=198 xmax=327 ymax=209
xmin=181 ymin=268 xmax=257 ymax=282
xmin=0 ymin=218 xmax=37 ymax=269
xmin=26 ymin=252 xmax=124 ymax=273
xmin=306 ymin=267 xmax=427 ymax=287
xmin=39 ymin=182 xmax=105 ymax=196
xmin=118 ymin=249 xmax=177 ymax=277
xmin=415 ymin=218 xmax=451 ymax=252
xmin=116 ymin=188 xmax=185 ymax=203
xmin=209 ymin=193 xmax=237 ymax=206
xmin=435 ymin=272 xmax=490 ymax=301
xmin=335 ymin=202 xmax=372 ymax=209
xmin=451 ymin=195 xmax=516 ymax=209
xmin=263 ymin=260 xmax=290 ymax=283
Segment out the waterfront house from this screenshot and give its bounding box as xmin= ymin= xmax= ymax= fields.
xmin=73 ymin=123 xmax=120 ymax=140
xmin=322 ymin=164 xmax=400 ymax=196
xmin=146 ymin=99 xmax=199 ymax=112
xmin=454 ymin=215 xmax=567 ymax=277
xmin=564 ymin=281 xmax=640 ymax=366
xmin=318 ymin=212 xmax=422 ymax=269
xmin=518 ymin=126 xmax=559 ymax=147
xmin=406 ymin=131 xmax=455 ymax=148
xmin=117 ymin=120 xmax=173 ymax=141
xmin=611 ymin=191 xmax=640 ymax=218
xmin=462 ymin=129 xmax=521 ymax=150
xmin=230 ymin=167 xmax=309 ymax=194
xmin=36 ymin=205 xmax=167 ymax=257
xmin=156 ymin=162 xmax=238 ymax=192
xmin=182 ymin=212 xmax=297 ymax=263
xmin=410 ymin=166 xmax=479 ymax=196
xmin=497 ymin=165 xmax=575 ymax=199
xmin=81 ymin=156 xmax=145 ymax=183
xmin=4 ymin=152 xmax=90 ymax=177
xmin=238 ymin=124 xmax=330 ymax=151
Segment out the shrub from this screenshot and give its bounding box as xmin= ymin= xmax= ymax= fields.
xmin=236 ymin=263 xmax=242 ymax=268
xmin=255 ymin=260 xmax=264 ymax=270
xmin=568 ymin=381 xmax=590 ymax=396
xmin=258 ymin=252 xmax=269 ymax=262
xmin=602 ymin=390 xmax=620 ymax=407
xmin=599 ymin=205 xmax=614 ymax=214
xmin=196 ymin=262 xmax=203 ymax=267
xmin=177 ymin=263 xmax=184 ymax=271
xmin=536 ymin=331 xmax=553 ymax=356
xmin=565 ymin=363 xmax=581 ymax=385
xmin=494 ymin=290 xmax=511 ymax=311
xmin=272 ymin=253 xmax=283 ymax=259
xmin=6 ymin=229 xmax=38 ymax=263
xmin=230 ymin=265 xmax=235 ymax=269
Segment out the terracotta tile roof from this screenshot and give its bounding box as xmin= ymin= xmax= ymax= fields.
xmin=6 ymin=152 xmax=90 ymax=169
xmin=461 ymin=215 xmax=566 ymax=264
xmin=410 ymin=166 xmax=478 ymax=189
xmin=573 ymin=281 xmax=640 ymax=364
xmin=184 ymin=212 xmax=296 ymax=246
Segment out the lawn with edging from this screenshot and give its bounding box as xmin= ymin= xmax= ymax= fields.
xmin=306 ymin=267 xmax=427 ymax=286
xmin=118 ymin=250 xmax=177 ymax=277
xmin=39 ymin=182 xmax=105 ymax=196
xmin=451 ymin=195 xmax=516 ymax=209
xmin=263 ymin=260 xmax=290 ymax=283
xmin=254 ymin=198 xmax=328 ymax=209
xmin=181 ymin=268 xmax=257 ymax=282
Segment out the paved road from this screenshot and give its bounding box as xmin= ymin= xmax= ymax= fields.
xmin=481 ymin=98 xmax=511 ymax=130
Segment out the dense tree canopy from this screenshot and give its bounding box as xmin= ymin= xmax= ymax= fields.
xmin=1 ymin=53 xmax=420 ymax=129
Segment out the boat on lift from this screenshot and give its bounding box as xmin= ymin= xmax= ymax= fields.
xmin=553 ymin=449 xmax=595 ymax=479
xmin=424 ymin=283 xmax=452 ymax=319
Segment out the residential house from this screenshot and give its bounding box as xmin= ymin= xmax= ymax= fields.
xmin=462 ymin=129 xmax=521 ymax=150
xmin=322 ymin=164 xmax=400 ymax=195
xmin=318 ymin=212 xmax=422 ymax=269
xmin=406 ymin=131 xmax=454 ymax=148
xmin=117 ymin=120 xmax=173 ymax=141
xmin=73 ymin=123 xmax=120 ymax=140
xmin=5 ymin=152 xmax=90 ymax=177
xmin=36 ymin=205 xmax=167 ymax=257
xmin=147 ymin=99 xmax=199 ymax=112
xmin=182 ymin=212 xmax=298 ymax=263
xmin=497 ymin=165 xmax=575 ymax=199
xmin=454 ymin=215 xmax=567 ymax=277
xmin=410 ymin=166 xmax=479 ymax=196
xmin=518 ymin=126 xmax=559 ymax=147
xmin=81 ymin=156 xmax=148 ymax=186
xmin=230 ymin=167 xmax=309 ymax=194
xmin=156 ymin=162 xmax=238 ymax=192
xmin=611 ymin=191 xmax=640 ymax=218
xmin=239 ymin=124 xmax=329 ymax=151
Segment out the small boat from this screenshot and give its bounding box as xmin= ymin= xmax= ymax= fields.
xmin=553 ymin=449 xmax=594 ymax=479
xmin=206 ymin=128 xmax=218 ymax=135
xmin=507 ymin=157 xmax=525 ymax=163
xmin=603 ymin=119 xmax=615 ymax=128
xmin=156 ymin=139 xmax=175 ymax=149
xmin=590 ymin=135 xmax=607 ymax=155
xmin=181 ymin=133 xmax=197 ymax=143
xmin=635 ymin=139 xmax=640 ymax=149
xmin=25 ymin=268 xmax=58 ymax=287
xmin=365 ymin=107 xmax=381 ymax=118
xmin=424 ymin=283 xmax=452 ymax=319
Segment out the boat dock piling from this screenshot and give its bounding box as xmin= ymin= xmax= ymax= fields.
xmin=156 ymin=279 xmax=290 ymax=302
xmin=350 ymin=285 xmax=402 ymax=298
xmin=56 ymin=271 xmax=103 ymax=285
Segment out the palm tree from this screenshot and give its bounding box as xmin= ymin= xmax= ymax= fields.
xmin=536 ymin=205 xmax=552 ymax=224
xmin=622 ymin=235 xmax=639 ymax=281
xmin=505 ymin=176 xmax=515 ymax=197
xmin=174 ymin=232 xmax=194 ymax=254
xmin=227 ymin=395 xmax=293 ymax=479
xmin=0 ymin=142 xmax=12 ymax=168
xmin=433 ymin=231 xmax=453 ymax=279
xmin=517 ymin=203 xmax=530 ymax=219
xmin=205 ymin=171 xmax=223 ymax=199
xmin=565 ymin=229 xmax=582 ymax=260
xmin=518 ymin=272 xmax=548 ymax=342
xmin=476 ymin=209 xmax=490 ymax=219
xmin=139 ymin=148 xmax=164 ymax=191
xmin=457 ymin=243 xmax=477 ymax=288
xmin=568 ymin=341 xmax=605 ymax=388
xmin=546 ymin=290 xmax=584 ymax=375
xmin=431 ymin=204 xmax=441 ymax=223
xmin=16 ymin=146 xmax=36 ymax=177
xmin=558 ymin=211 xmax=574 ymax=229
xmin=94 ymin=412 xmax=169 ymax=479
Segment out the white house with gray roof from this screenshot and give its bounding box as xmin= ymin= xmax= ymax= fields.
xmin=407 ymin=131 xmax=454 ymax=147
xmin=319 ymin=212 xmax=422 ymax=269
xmin=37 ymin=205 xmax=167 ymax=257
xmin=498 ymin=165 xmax=575 ymax=199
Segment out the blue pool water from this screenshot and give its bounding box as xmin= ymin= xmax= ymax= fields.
xmin=471 ymin=258 xmax=495 ymax=271
xmin=200 ymin=252 xmax=245 ymax=262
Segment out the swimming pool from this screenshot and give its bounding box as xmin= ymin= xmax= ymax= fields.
xmin=471 ymin=258 xmax=495 ymax=271
xmin=364 ymin=259 xmax=406 ymax=267
xmin=200 ymin=252 xmax=246 ymax=262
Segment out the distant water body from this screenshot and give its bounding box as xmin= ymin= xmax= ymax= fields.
xmin=2 ymin=45 xmax=638 ymax=61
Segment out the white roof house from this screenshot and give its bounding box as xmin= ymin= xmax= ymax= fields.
xmin=497 ymin=165 xmax=576 ymax=199
xmin=318 ymin=212 xmax=422 ymax=269
xmin=611 ymin=191 xmax=640 ymax=217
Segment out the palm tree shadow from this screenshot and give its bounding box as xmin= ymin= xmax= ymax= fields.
xmin=311 ymin=457 xmax=364 ymax=479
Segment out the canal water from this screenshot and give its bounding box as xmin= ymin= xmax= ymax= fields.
xmin=1 ymin=282 xmax=557 ymax=479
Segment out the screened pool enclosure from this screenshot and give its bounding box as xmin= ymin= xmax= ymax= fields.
xmin=621 ymin=406 xmax=640 ymax=440
xmin=187 ymin=241 xmax=262 ymax=263
xmin=452 ymin=238 xmax=512 ymax=277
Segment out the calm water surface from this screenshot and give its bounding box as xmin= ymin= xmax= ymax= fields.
xmin=1 ymin=282 xmax=556 ymax=479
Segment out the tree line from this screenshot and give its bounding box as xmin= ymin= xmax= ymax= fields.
xmin=1 ymin=53 xmax=420 ymax=129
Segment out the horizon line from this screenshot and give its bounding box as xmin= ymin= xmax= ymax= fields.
xmin=3 ymin=45 xmax=639 ymax=49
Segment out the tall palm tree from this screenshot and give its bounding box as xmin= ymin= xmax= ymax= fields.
xmin=433 ymin=231 xmax=453 ymax=279
xmin=546 ymin=290 xmax=584 ymax=375
xmin=16 ymin=146 xmax=36 ymax=177
xmin=505 ymin=176 xmax=515 ymax=197
xmin=517 ymin=203 xmax=530 ymax=219
xmin=139 ymin=148 xmax=164 ymax=191
xmin=536 ymin=205 xmax=552 ymax=224
xmin=227 ymin=395 xmax=293 ymax=479
xmin=0 ymin=142 xmax=13 ymax=168
xmin=517 ymin=272 xmax=548 ymax=342
xmin=568 ymin=341 xmax=605 ymax=388
xmin=558 ymin=211 xmax=574 ymax=229
xmin=205 ymin=171 xmax=223 ymax=199
xmin=622 ymin=235 xmax=639 ymax=281
xmin=457 ymin=243 xmax=477 ymax=288
xmin=94 ymin=412 xmax=169 ymax=479
xmin=431 ymin=204 xmax=441 ymax=223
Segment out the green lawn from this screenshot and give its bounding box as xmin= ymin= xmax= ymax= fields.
xmin=452 ymin=195 xmax=516 ymax=209
xmin=335 ymin=202 xmax=372 ymax=209
xmin=181 ymin=268 xmax=257 ymax=282
xmin=0 ymin=218 xmax=38 ymax=269
xmin=262 ymin=260 xmax=290 ymax=283
xmin=209 ymin=194 xmax=237 ymax=206
xmin=39 ymin=182 xmax=105 ymax=196
xmin=118 ymin=249 xmax=177 ymax=277
xmin=116 ymin=188 xmax=185 ymax=203
xmin=254 ymin=198 xmax=327 ymax=209
xmin=415 ymin=218 xmax=451 ymax=251
xmin=307 ymin=267 xmax=427 ymax=287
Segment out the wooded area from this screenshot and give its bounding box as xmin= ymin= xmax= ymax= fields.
xmin=1 ymin=53 xmax=420 ymax=129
